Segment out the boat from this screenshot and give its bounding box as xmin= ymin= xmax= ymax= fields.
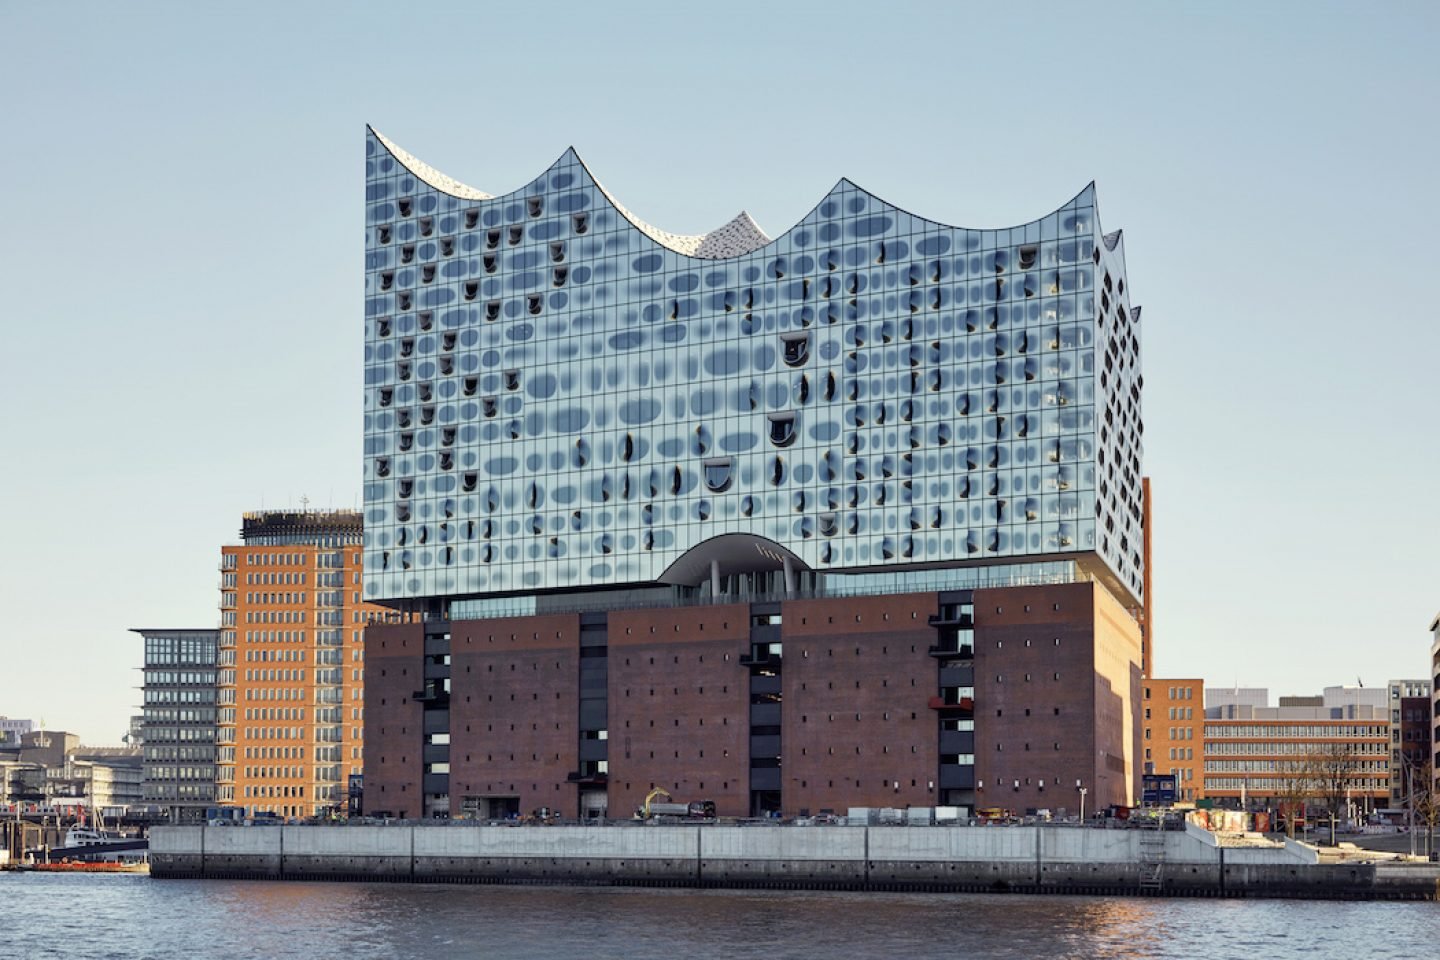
xmin=26 ymin=860 xmax=150 ymax=874
xmin=45 ymin=826 xmax=149 ymax=863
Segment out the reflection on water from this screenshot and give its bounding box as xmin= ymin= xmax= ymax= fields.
xmin=4 ymin=874 xmax=1437 ymax=960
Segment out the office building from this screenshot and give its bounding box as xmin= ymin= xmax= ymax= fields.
xmin=131 ymin=628 xmax=219 ymax=820
xmin=217 ymin=510 xmax=391 ymax=817
xmin=360 ymin=129 xmax=1147 ymax=819
xmin=0 ymin=719 xmax=33 ymax=747
xmin=1203 ymin=688 xmax=1389 ymax=814
xmin=1387 ymin=678 xmax=1431 ymax=811
xmin=1431 ymin=614 xmax=1440 ymax=796
xmin=1144 ymin=679 xmax=1203 ymax=802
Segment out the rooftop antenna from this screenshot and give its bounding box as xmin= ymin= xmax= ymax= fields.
xmin=301 ymin=495 xmax=311 ymax=513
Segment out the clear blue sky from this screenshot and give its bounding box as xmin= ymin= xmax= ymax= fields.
xmin=1 ymin=1 xmax=1435 ymax=744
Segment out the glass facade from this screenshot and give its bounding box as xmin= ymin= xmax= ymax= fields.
xmin=133 ymin=628 xmax=219 ymax=818
xmin=363 ymin=129 xmax=1143 ymax=606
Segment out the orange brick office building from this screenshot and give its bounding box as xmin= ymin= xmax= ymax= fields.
xmin=217 ymin=510 xmax=392 ymax=818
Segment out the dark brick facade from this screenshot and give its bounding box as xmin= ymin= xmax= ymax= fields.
xmin=447 ymin=614 xmax=582 ymax=817
xmin=363 ymin=583 xmax=1142 ymax=821
xmin=606 ymin=605 xmax=751 ymax=818
xmin=973 ymin=582 xmax=1142 ymax=814
xmin=362 ymin=622 xmax=425 ymax=819
xmin=782 ymin=594 xmax=940 ymax=813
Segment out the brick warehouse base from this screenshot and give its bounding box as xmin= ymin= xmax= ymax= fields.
xmin=151 ymin=824 xmax=1440 ymax=901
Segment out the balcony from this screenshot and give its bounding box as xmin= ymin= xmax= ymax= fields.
xmin=566 ymin=771 xmax=608 ymax=786
xmin=928 ymin=643 xmax=974 ymax=660
xmin=412 ymin=685 xmax=450 ymax=705
xmin=928 ymin=695 xmax=974 ymax=715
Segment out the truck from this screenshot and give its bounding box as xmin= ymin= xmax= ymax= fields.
xmin=635 ymin=788 xmax=716 ymax=820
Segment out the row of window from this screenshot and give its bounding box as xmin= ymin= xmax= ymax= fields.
xmin=1204 ymin=724 xmax=1387 ymax=738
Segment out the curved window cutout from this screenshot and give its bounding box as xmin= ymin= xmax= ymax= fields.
xmin=768 ymin=412 xmax=797 ymax=447
xmin=572 ymin=213 xmax=589 ymax=234
xmin=622 ymin=433 xmax=635 ymax=462
xmin=504 ymin=370 xmax=520 ymax=391
xmin=375 ymin=457 xmax=391 ymax=478
xmin=376 ymin=319 xmax=391 ymax=338
xmin=549 ymin=242 xmax=566 ymax=263
xmin=439 ymin=237 xmax=455 ymax=256
xmin=703 ymin=458 xmax=733 ymax=493
xmin=483 ymin=254 xmax=498 ymax=274
xmin=780 ymin=333 xmax=810 ymax=368
xmin=464 ymin=209 xmax=480 ymax=230
xmin=485 ymin=301 xmax=501 ymax=321
xmin=378 ymin=388 xmax=393 ymax=407
xmin=397 ymin=198 xmax=413 ymax=217
xmin=1018 ymin=244 xmax=1038 ymax=270
xmin=397 ymin=409 xmax=412 ymax=428
xmin=480 ymin=395 xmax=496 ymax=416
xmin=441 ymin=427 xmax=456 ymax=447
xmin=553 ymin=266 xmax=568 ymax=287
xmin=670 ymin=466 xmax=684 ymax=496
xmin=485 ymin=229 xmax=501 ymax=249
xmin=376 ymin=225 xmax=391 ymax=244
xmin=419 ymin=217 xmax=433 ymax=237
xmin=769 ymin=456 xmax=786 ymax=486
xmin=507 ymin=225 xmax=523 ymax=245
xmin=418 ymin=311 xmax=433 ymax=331
xmin=399 ymin=245 xmax=416 ymax=264
xmin=819 ymin=513 xmax=838 ymax=537
xmin=463 ymin=281 xmax=479 ymax=301
xmin=438 ymin=356 xmax=454 ymax=376
xmin=398 ymin=432 xmax=414 ymax=452
xmin=420 ymin=404 xmax=435 ymax=425
xmin=527 ymin=196 xmax=544 ymax=218
xmin=527 ymin=294 xmax=543 ymax=315
xmin=397 ymin=292 xmax=412 ymax=310
xmin=438 ymin=452 xmax=453 ymax=471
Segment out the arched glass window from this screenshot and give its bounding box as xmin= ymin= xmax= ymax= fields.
xmin=703 ymin=458 xmax=733 ymax=493
xmin=780 ymin=333 xmax=810 ymax=368
xmin=768 ymin=413 xmax=797 ymax=448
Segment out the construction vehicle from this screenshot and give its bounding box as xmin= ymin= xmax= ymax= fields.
xmin=635 ymin=788 xmax=716 ymax=820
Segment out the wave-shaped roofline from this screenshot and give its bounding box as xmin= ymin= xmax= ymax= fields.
xmin=368 ymin=126 xmax=1107 ymax=262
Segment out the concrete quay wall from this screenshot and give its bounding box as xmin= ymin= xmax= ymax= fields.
xmin=150 ymin=825 xmax=1440 ymax=900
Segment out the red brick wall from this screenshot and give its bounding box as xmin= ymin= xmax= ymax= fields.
xmin=781 ymin=593 xmax=940 ymax=813
xmin=362 ymin=622 xmax=425 ymax=818
xmin=1093 ymin=582 xmax=1144 ymax=807
xmin=607 ymin=605 xmax=750 ymax=818
xmin=973 ymin=582 xmax=1099 ymax=815
xmin=448 ymin=614 xmax=581 ymax=817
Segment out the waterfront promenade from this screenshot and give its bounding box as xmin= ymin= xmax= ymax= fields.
xmin=151 ymin=822 xmax=1440 ymax=900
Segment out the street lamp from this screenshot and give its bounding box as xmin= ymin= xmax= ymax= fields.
xmin=1077 ymin=780 xmax=1087 ymax=823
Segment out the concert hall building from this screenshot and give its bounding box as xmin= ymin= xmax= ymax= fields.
xmin=360 ymin=128 xmax=1147 ymax=820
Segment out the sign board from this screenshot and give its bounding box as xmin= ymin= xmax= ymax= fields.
xmin=1141 ymin=773 xmax=1178 ymax=805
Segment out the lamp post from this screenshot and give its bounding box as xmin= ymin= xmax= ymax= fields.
xmin=1077 ymin=780 xmax=1087 ymax=824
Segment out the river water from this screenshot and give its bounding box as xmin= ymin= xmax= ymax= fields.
xmin=6 ymin=873 xmax=1436 ymax=959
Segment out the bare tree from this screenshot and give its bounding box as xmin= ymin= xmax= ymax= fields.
xmin=1305 ymin=741 xmax=1364 ymax=844
xmin=1275 ymin=758 xmax=1315 ymax=838
xmin=1412 ymin=761 xmax=1438 ymax=858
